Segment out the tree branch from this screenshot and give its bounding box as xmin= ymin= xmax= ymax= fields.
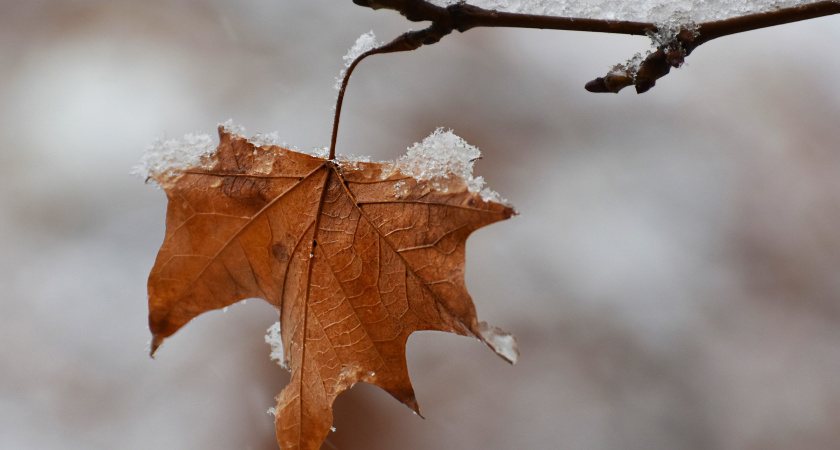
xmin=354 ymin=0 xmax=655 ymax=34
xmin=331 ymin=1 xmax=838 ymax=154
xmin=351 ymin=0 xmax=840 ymax=93
xmin=695 ymin=0 xmax=840 ymax=44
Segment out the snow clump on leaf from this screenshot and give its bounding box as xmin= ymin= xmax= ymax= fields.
xmin=265 ymin=321 xmax=287 ymax=370
xmin=131 ymin=132 xmax=214 ymax=183
xmin=396 ymin=128 xmax=508 ymax=204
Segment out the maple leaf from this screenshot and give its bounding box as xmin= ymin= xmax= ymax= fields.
xmin=143 ymin=125 xmax=517 ymax=449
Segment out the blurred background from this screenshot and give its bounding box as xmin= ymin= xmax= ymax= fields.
xmin=2 ymin=1 xmax=840 ymax=449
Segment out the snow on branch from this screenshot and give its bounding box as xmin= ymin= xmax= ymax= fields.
xmin=349 ymin=0 xmax=840 ymax=93
xmin=428 ymin=0 xmax=831 ymax=23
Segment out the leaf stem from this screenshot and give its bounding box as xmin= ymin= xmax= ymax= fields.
xmin=329 ymin=26 xmax=451 ymax=159
xmin=330 ymin=48 xmax=387 ymax=161
xmin=330 ymin=53 xmax=368 ymax=160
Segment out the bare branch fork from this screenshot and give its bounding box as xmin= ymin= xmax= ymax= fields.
xmin=329 ymin=0 xmax=840 ymax=157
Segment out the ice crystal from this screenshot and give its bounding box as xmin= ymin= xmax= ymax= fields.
xmin=335 ymin=31 xmax=381 ymax=91
xmin=305 ymin=146 xmax=330 ymax=159
xmin=343 ymin=31 xmax=380 ymax=67
xmin=395 ymin=128 xmax=508 ymax=204
xmin=131 ymin=132 xmax=214 ymax=182
xmin=478 ymin=321 xmax=519 ymax=364
xmin=219 ymin=118 xmax=245 ymax=137
xmin=133 ymin=120 xmax=296 ymax=185
xmin=265 ymin=321 xmax=287 ymax=370
xmin=610 ymin=52 xmax=646 ymax=77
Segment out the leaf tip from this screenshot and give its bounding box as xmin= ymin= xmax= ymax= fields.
xmin=504 ymin=205 xmax=518 ymax=219
xmin=405 ymin=398 xmax=424 ymax=419
xmin=149 ymin=334 xmax=165 ymax=358
xmin=218 ymin=119 xmax=245 ymax=138
xmin=478 ymin=321 xmax=519 ymax=365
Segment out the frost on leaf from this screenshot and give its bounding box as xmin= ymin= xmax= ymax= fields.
xmin=130 ymin=132 xmax=214 ymax=183
xmin=265 ymin=321 xmax=287 ymax=369
xmin=141 ymin=125 xmax=516 ymax=450
xmin=132 ymin=120 xmax=294 ymax=185
xmin=396 ymin=128 xmax=509 ymax=205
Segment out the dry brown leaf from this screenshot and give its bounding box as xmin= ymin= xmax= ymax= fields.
xmin=144 ymin=126 xmax=517 ymax=449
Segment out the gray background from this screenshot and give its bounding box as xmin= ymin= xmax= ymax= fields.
xmin=2 ymin=1 xmax=840 ymax=449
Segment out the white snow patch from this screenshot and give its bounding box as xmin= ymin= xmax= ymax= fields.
xmin=248 ymin=131 xmax=281 ymax=147
xmin=304 ymin=146 xmax=330 ymax=159
xmin=335 ymin=31 xmax=381 ymax=91
xmin=265 ymin=321 xmax=288 ymax=370
xmin=610 ymin=52 xmax=646 ymax=77
xmin=436 ymin=0 xmax=807 ymax=66
xmin=478 ymin=321 xmax=519 ymax=364
xmin=343 ymin=31 xmax=380 ymax=67
xmin=133 ymin=121 xmax=298 ymax=185
xmin=336 ymin=152 xmax=374 ymax=171
xmin=337 ymin=153 xmax=372 ymax=164
xmin=131 ymin=132 xmax=214 ymax=182
xmin=428 ymin=0 xmax=827 ymax=23
xmin=218 ymin=118 xmax=245 ymax=137
xmin=396 ymin=128 xmax=508 ymax=204
xmin=219 ymin=119 xmax=288 ymax=148
xmin=135 ymin=124 xmax=509 ymax=206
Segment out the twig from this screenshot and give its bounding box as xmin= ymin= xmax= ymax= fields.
xmin=695 ymin=0 xmax=840 ymax=44
xmin=354 ymin=0 xmax=655 ymax=34
xmin=330 ymin=25 xmax=453 ymax=159
xmin=331 ymin=0 xmax=839 ymax=153
xmin=350 ymin=0 xmax=840 ymax=93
